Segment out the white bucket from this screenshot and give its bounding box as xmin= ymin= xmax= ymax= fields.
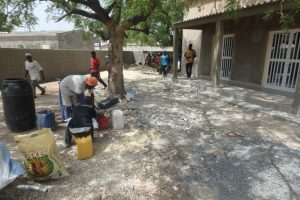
xmin=112 ymin=110 xmax=124 ymax=130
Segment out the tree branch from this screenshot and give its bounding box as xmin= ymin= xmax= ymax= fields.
xmin=105 ymin=1 xmax=116 ymax=14
xmin=120 ymin=0 xmax=157 ymax=30
xmin=56 ymin=9 xmax=100 ymax=22
xmin=90 ymin=28 xmax=110 ymax=41
xmin=64 ymin=0 xmax=112 ymax=24
xmin=68 ymin=0 xmax=89 ymax=7
xmin=127 ymin=27 xmax=150 ymax=35
xmin=6 ymin=0 xmax=36 ymax=16
xmin=86 ymin=0 xmax=112 ymax=23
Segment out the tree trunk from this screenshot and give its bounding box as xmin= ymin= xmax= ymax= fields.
xmin=108 ymin=28 xmax=125 ymax=98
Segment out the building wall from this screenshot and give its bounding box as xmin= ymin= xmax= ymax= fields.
xmin=224 ymin=15 xmax=300 ymax=85
xmin=57 ymin=31 xmax=94 ymax=50
xmin=183 ymin=0 xmax=273 ymax=78
xmin=123 ymin=44 xmax=173 ymax=52
xmin=196 ymin=15 xmax=300 ymax=85
xmin=0 ymin=31 xmax=95 ymax=50
xmin=199 ymin=24 xmax=215 ymax=76
xmin=185 ymin=0 xmax=225 ymax=20
xmin=0 ymin=48 xmax=135 ymax=84
xmin=0 ymin=40 xmax=59 ymax=49
xmin=0 ymin=35 xmax=59 ymax=49
xmin=183 ymin=1 xmax=300 ymax=89
xmin=228 ymin=16 xmax=268 ymax=84
xmin=182 ymin=29 xmax=202 ymax=77
xmin=184 ymin=0 xmax=271 ymax=20
xmin=0 ymin=35 xmax=58 ymax=41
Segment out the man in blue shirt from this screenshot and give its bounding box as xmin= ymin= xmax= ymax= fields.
xmin=161 ymin=52 xmax=168 ymax=77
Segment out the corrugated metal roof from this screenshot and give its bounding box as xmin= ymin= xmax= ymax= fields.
xmin=174 ymin=0 xmax=274 ymax=26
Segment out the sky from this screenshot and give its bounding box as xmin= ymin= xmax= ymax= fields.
xmin=16 ymin=2 xmax=74 ymax=32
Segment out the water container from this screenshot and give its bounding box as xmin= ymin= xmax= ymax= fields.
xmin=1 ymin=78 xmax=36 ymax=132
xmin=97 ymin=115 xmax=109 ymax=129
xmin=36 ymin=110 xmax=56 ymax=130
xmin=75 ymin=135 xmax=93 ymax=160
xmin=98 ymin=96 xmax=119 ymax=109
xmin=112 ymin=110 xmax=124 ymax=130
xmin=126 ymin=88 xmax=136 ymax=102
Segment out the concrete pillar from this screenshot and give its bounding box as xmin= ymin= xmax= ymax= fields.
xmin=293 ymin=75 xmax=300 ymax=115
xmin=211 ymin=20 xmax=223 ymax=88
xmin=173 ymin=28 xmax=179 ymax=81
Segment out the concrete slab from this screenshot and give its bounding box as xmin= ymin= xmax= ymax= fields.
xmin=165 ymin=77 xmax=300 ymax=124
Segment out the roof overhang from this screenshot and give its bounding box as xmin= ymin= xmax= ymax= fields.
xmin=174 ymin=1 xmax=294 ymax=29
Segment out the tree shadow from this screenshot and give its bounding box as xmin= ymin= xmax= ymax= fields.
xmin=126 ymin=81 xmax=300 ymax=199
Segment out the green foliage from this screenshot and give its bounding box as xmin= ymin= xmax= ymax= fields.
xmin=263 ymin=9 xmax=276 ymax=21
xmin=277 ymin=0 xmax=300 ymax=30
xmin=262 ymin=0 xmax=300 ymax=30
xmin=0 ymin=0 xmax=37 ymax=32
xmin=45 ymin=0 xmax=184 ymax=46
xmin=121 ymin=0 xmax=155 ymax=19
xmin=225 ymin=0 xmax=300 ymax=30
xmin=45 ymin=1 xmax=111 ymax=40
xmin=279 ymin=13 xmax=295 ymax=30
xmin=224 ymin=0 xmax=240 ymax=12
xmin=224 ymin=0 xmax=240 ymax=19
xmin=125 ymin=0 xmax=184 ymax=46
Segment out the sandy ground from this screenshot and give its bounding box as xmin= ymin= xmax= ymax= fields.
xmin=0 ymin=66 xmax=300 ymax=200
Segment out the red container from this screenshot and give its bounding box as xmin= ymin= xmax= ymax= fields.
xmin=98 ymin=116 xmax=109 ymax=129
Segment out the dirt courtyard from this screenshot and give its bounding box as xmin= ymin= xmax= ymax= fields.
xmin=1 ymin=67 xmax=300 ymax=200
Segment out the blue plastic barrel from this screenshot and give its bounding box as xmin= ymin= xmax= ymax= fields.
xmin=36 ymin=110 xmax=56 ymax=130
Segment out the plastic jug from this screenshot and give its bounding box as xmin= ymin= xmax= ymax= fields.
xmin=36 ymin=110 xmax=56 ymax=131
xmin=112 ymin=110 xmax=124 ymax=130
xmin=126 ymin=88 xmax=136 ymax=102
xmin=98 ymin=115 xmax=109 ymax=129
xmin=75 ymin=135 xmax=93 ymax=160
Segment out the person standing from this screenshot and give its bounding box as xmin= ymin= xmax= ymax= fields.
xmin=59 ymin=75 xmax=98 ymax=118
xmin=24 ymin=53 xmax=46 ymax=98
xmin=184 ymin=43 xmax=196 ymax=78
xmin=90 ymin=51 xmax=107 ymax=89
xmin=177 ymin=54 xmax=182 ymax=72
xmin=154 ymin=53 xmax=160 ymax=70
xmin=155 ymin=53 xmax=162 ymax=74
xmin=161 ymin=52 xmax=168 ymax=77
xmin=145 ymin=52 xmax=152 ymax=66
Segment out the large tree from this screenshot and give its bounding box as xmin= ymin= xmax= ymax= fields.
xmin=124 ymin=0 xmax=184 ymax=46
xmin=0 ymin=0 xmax=37 ymax=32
xmin=44 ymin=0 xmax=184 ymax=98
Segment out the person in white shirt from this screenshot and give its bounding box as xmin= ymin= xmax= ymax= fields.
xmin=24 ymin=53 xmax=46 ymax=98
xmin=59 ymin=75 xmax=98 ymax=118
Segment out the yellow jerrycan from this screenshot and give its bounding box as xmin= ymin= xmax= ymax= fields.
xmin=75 ymin=135 xmax=93 ymax=160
